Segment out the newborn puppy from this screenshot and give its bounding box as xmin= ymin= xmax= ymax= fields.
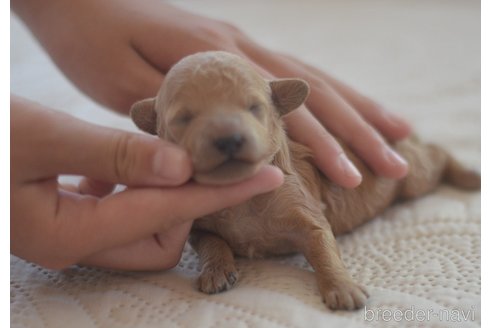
xmin=130 ymin=51 xmax=480 ymax=310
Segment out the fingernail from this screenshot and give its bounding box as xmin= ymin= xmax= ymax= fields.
xmin=263 ymin=166 xmax=285 ymax=188
xmin=338 ymin=153 xmax=362 ymax=181
xmin=152 ymin=146 xmax=191 ymax=184
xmin=384 ymin=147 xmax=408 ymax=167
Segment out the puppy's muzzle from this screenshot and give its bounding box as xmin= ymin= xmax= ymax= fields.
xmin=191 ymin=114 xmax=268 ymax=185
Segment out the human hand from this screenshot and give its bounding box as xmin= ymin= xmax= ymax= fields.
xmin=12 ymin=0 xmax=411 ymax=188
xmin=10 ymin=95 xmax=283 ymax=270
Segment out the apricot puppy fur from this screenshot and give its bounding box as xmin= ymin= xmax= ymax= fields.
xmin=131 ymin=51 xmax=480 ymax=310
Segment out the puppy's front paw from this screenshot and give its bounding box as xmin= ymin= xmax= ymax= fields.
xmin=322 ymin=280 xmax=368 ymax=311
xmin=197 ymin=265 xmax=239 ymax=294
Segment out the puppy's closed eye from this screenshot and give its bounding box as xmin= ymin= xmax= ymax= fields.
xmin=173 ymin=111 xmax=194 ymax=125
xmin=248 ymin=104 xmax=263 ymax=118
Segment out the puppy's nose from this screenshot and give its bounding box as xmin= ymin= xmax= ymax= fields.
xmin=214 ymin=134 xmax=245 ymax=156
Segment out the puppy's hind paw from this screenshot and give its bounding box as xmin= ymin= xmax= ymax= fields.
xmin=197 ymin=266 xmax=239 ymax=294
xmin=322 ymin=281 xmax=369 ymax=311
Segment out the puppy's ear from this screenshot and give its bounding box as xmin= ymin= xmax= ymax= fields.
xmin=270 ymin=79 xmax=310 ymax=116
xmin=130 ymin=98 xmax=157 ymax=135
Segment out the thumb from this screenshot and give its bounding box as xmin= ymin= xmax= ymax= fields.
xmin=76 ymin=131 xmax=193 ymax=187
xmin=16 ymin=98 xmax=192 ymax=186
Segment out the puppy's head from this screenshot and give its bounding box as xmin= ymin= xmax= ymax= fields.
xmin=131 ymin=51 xmax=309 ymax=185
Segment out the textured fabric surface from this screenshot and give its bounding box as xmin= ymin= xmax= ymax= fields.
xmin=11 ymin=0 xmax=480 ymax=327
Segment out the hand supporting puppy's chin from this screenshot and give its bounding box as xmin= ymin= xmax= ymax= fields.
xmin=193 ymin=159 xmax=264 ymax=186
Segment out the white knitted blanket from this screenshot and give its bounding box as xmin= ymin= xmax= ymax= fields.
xmin=11 ymin=0 xmax=480 ymax=327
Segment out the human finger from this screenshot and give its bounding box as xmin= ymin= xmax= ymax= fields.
xmin=12 ymin=97 xmax=192 ymax=187
xmin=283 ymin=107 xmax=362 ymax=188
xmin=80 ymin=222 xmax=192 ymax=271
xmin=78 ymin=178 xmax=116 ymax=197
xmin=281 ymin=55 xmax=412 ymax=140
